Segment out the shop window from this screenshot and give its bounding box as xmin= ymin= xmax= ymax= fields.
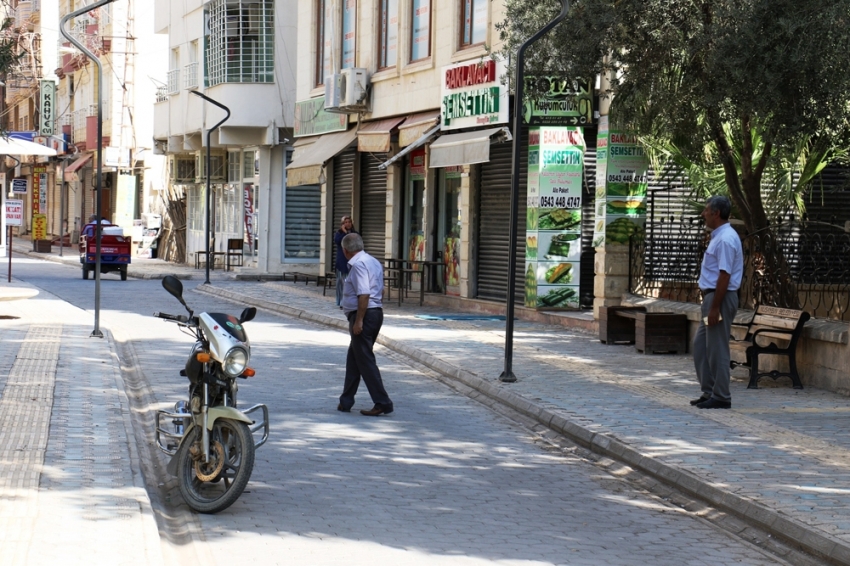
xmin=409 ymin=0 xmax=431 ymax=62
xmin=216 ymin=184 xmax=241 ymax=234
xmin=377 ymin=0 xmax=398 ymax=69
xmin=459 ymin=0 xmax=486 ymax=48
xmin=188 ymin=185 xmax=205 ymax=231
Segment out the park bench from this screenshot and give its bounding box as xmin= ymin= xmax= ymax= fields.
xmin=729 ymin=305 xmax=810 ymax=390
xmin=282 ymin=272 xmax=329 ymax=287
xmin=599 ymin=306 xmax=689 ymax=354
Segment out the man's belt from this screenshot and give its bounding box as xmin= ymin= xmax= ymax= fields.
xmin=700 ymin=288 xmax=715 ymax=295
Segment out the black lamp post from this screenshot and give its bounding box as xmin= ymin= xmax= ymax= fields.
xmin=60 ymin=0 xmax=117 ymax=338
xmin=190 ymin=91 xmax=230 ymax=285
xmin=502 ymin=0 xmax=571 ymax=382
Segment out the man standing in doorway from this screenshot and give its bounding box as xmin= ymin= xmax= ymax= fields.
xmin=333 ymin=216 xmax=356 ymax=308
xmin=338 ymin=233 xmax=393 ymax=416
xmin=692 ymin=196 xmax=743 ymax=409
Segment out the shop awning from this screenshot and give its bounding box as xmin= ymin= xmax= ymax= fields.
xmin=398 ymin=111 xmax=440 ymax=147
xmin=357 ymin=116 xmax=405 ymax=153
xmin=286 ymin=128 xmax=358 ymax=186
xmin=379 ymin=124 xmax=441 ymax=170
xmin=0 ymin=136 xmax=58 ymax=157
xmin=428 ymin=127 xmax=512 ymax=168
xmin=63 ymin=153 xmax=93 ymax=182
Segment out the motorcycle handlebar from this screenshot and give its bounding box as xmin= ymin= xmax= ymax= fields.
xmin=153 ymin=312 xmax=189 ymax=323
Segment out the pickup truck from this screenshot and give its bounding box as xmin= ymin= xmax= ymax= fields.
xmin=79 ymin=222 xmax=131 ymax=280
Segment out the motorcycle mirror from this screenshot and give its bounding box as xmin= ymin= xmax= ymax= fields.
xmin=162 ymin=275 xmax=184 ymax=300
xmin=240 ymin=307 xmax=257 ymax=323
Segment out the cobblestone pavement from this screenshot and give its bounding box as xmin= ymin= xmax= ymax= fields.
xmin=3 ymin=256 xmax=801 ymax=565
xmin=196 ymin=278 xmax=850 ymax=564
xmin=0 ymin=280 xmax=162 ymax=565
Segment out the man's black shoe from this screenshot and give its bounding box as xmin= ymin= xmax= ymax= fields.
xmin=337 ymin=403 xmax=351 ymax=413
xmin=696 ymin=398 xmax=731 ymax=409
xmin=690 ymin=395 xmax=710 ymax=406
xmin=360 ymin=404 xmax=393 ymax=416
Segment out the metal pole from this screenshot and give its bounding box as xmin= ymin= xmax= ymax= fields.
xmin=190 ymin=91 xmax=230 ymax=285
xmin=502 ymin=0 xmax=571 ymax=382
xmin=59 ymin=159 xmax=66 ymax=257
xmin=7 ymin=225 xmax=11 ymax=282
xmin=60 ymin=0 xmax=116 ymax=338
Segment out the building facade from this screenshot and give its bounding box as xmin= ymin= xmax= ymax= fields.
xmin=289 ymin=0 xmax=600 ymax=310
xmin=153 ymin=0 xmax=298 ymax=271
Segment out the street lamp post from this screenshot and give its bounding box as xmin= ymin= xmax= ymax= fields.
xmin=60 ymin=0 xmax=117 ymax=338
xmin=502 ymin=0 xmax=571 ymax=382
xmin=190 ymin=91 xmax=230 ymax=285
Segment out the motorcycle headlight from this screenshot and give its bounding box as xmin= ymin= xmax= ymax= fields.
xmin=222 ymin=346 xmax=249 ymax=377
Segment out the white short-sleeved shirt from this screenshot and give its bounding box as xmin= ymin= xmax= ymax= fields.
xmin=342 ymin=251 xmax=384 ymax=314
xmin=698 ymin=222 xmax=743 ymax=291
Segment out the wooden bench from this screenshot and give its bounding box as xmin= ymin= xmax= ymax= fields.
xmin=599 ymin=306 xmax=689 ymax=354
xmin=729 ymin=305 xmax=810 ymax=390
xmin=282 ymin=272 xmax=328 ymax=286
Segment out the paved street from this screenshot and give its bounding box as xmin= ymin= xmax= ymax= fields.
xmin=0 ymin=254 xmax=805 ymax=564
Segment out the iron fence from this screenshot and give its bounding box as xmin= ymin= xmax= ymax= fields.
xmin=630 ymin=205 xmax=850 ymax=322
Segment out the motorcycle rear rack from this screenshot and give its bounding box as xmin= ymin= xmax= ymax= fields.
xmin=155 ymin=403 xmax=269 ymax=456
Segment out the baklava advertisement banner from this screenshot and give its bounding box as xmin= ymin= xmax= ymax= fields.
xmin=525 ymin=126 xmax=584 ymax=309
xmin=604 ymin=128 xmax=648 ymax=245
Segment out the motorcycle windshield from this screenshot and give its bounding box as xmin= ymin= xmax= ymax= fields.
xmin=208 ymin=313 xmax=249 ymax=343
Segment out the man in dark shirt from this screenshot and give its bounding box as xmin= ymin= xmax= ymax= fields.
xmin=333 ymin=216 xmax=356 ymax=308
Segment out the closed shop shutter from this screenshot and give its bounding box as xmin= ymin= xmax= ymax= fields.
xmin=284 ymin=184 xmax=321 ymax=260
xmin=476 ymin=133 xmax=527 ymax=304
xmin=359 ymin=152 xmax=388 ymax=258
xmin=331 ymin=148 xmax=356 ymax=270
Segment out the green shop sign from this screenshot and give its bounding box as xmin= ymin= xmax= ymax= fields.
xmin=294 ymin=97 xmax=348 ymax=138
xmin=522 ymin=77 xmax=594 ymax=127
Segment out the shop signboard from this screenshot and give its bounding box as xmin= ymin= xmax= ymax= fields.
xmin=440 ymin=58 xmax=508 ymax=130
xmin=5 ymin=199 xmax=23 ymax=226
xmin=525 ymin=126 xmax=584 ymax=309
xmin=39 ymin=80 xmax=56 ymax=136
xmin=592 ymin=115 xmax=648 ymax=247
xmin=34 ymin=166 xmax=47 ymax=215
xmin=293 ymin=97 xmax=348 ymax=138
xmin=11 ymin=178 xmax=27 ymax=194
xmin=522 ymin=76 xmax=594 ymax=127
xmin=32 ymin=213 xmax=47 ymax=240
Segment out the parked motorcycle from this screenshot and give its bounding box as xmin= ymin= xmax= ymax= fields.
xmin=153 ymin=275 xmax=268 ymax=514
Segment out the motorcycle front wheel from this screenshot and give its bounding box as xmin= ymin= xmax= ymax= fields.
xmin=176 ymin=418 xmax=255 ymax=514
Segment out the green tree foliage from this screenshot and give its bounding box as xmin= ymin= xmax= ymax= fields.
xmin=497 ymin=0 xmax=850 ymax=232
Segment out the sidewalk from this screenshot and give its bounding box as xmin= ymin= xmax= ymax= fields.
xmin=0 ymin=280 xmax=164 ymax=565
xmin=194 ymin=278 xmax=850 ymax=565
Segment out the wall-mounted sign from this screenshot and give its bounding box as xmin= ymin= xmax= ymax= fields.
xmin=523 ymin=76 xmax=594 ymax=127
xmin=440 ymin=58 xmax=508 ymax=130
xmin=11 ymin=178 xmax=27 ymax=194
xmin=5 ymin=199 xmax=23 ymax=226
xmin=39 ymin=80 xmax=56 ymax=136
xmin=32 ymin=213 xmax=47 ymax=240
xmin=409 ymin=147 xmax=426 ymax=180
xmin=294 ymin=97 xmax=348 ymax=137
xmin=104 ymin=147 xmax=131 ymax=167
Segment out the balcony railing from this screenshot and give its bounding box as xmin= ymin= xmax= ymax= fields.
xmin=183 ymin=62 xmax=199 ymax=90
xmin=166 ymin=69 xmax=180 ymax=95
xmin=156 ymin=85 xmax=168 ymax=103
xmin=15 ymin=1 xmax=32 ymax=30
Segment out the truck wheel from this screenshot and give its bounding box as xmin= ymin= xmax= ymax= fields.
xmin=120 ymin=266 xmax=128 ymax=281
xmin=82 ymin=265 xmax=89 ymax=280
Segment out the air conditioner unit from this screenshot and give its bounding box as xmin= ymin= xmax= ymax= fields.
xmin=324 ymin=73 xmax=342 ymax=112
xmin=340 ymin=67 xmax=370 ymax=112
xmin=171 ymin=156 xmax=196 ymax=183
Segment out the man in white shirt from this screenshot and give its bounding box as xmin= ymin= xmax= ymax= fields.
xmin=338 ymin=233 xmax=393 ymax=416
xmin=692 ymin=196 xmax=743 ymax=409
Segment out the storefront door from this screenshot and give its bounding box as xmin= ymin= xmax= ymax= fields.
xmin=401 ymin=148 xmax=426 ymax=266
xmin=435 ymin=167 xmax=462 ymax=295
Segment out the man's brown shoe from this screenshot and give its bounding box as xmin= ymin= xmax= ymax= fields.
xmin=360 ymin=404 xmax=393 ymax=416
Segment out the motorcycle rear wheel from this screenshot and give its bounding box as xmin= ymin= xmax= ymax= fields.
xmin=176 ymin=418 xmax=255 ymax=514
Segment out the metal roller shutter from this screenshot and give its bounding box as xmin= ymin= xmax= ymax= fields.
xmin=476 ymin=132 xmax=527 ymax=304
xmin=331 ymin=148 xmax=356 ymax=270
xmin=359 ymin=152 xmax=388 ymax=258
xmin=284 ymin=185 xmax=321 ymax=259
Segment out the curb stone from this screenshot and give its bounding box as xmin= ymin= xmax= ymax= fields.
xmin=196 ymin=283 xmax=850 ymax=566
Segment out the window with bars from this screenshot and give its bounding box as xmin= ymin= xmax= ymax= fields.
xmin=216 ymin=184 xmax=241 ymax=233
xmin=205 ymin=0 xmax=274 ymax=87
xmin=188 ymin=185 xmax=206 ymax=231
